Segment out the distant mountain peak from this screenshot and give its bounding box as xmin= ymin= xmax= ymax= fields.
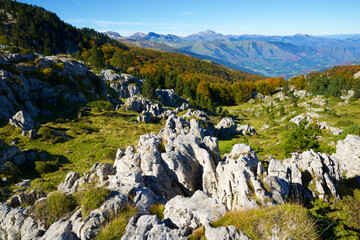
xmin=104 ymin=31 xmax=121 ymax=39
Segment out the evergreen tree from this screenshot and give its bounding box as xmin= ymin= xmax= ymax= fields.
xmin=89 ymin=45 xmax=105 ymax=69
xmin=142 ymin=78 xmax=156 ymax=100
xmin=175 ymin=76 xmax=184 ymax=95
xmin=282 ymin=82 xmax=290 ymax=95
xmin=283 ymin=121 xmax=320 ymax=157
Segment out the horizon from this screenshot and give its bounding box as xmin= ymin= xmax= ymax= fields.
xmin=17 ymin=0 xmax=360 ymax=37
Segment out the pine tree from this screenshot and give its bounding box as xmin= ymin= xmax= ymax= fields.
xmin=142 ymin=78 xmax=156 ymax=100
xmin=89 ymin=45 xmax=105 ymax=69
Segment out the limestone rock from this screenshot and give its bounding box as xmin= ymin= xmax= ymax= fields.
xmin=128 ymin=84 xmax=141 ymax=97
xmin=156 ymin=89 xmax=183 ymax=107
xmin=57 ymin=171 xmax=81 ymax=193
xmin=163 ymin=191 xmax=226 ymax=229
xmin=205 ymin=225 xmax=250 ymax=240
xmin=121 ymin=215 xmax=187 ymax=240
xmin=8 ymin=189 xmax=46 ymax=207
xmin=137 ymin=111 xmax=152 ymax=123
xmin=237 ymin=124 xmax=256 ymax=135
xmin=41 ymin=220 xmax=79 ymax=240
xmin=215 ymin=117 xmax=237 ymax=138
xmin=9 ymin=110 xmax=36 ymax=131
xmin=284 ymin=149 xmax=340 ymax=199
xmin=99 ymin=69 xmax=121 ymax=82
xmin=124 ymin=96 xmax=149 ymax=112
xmin=290 ymin=113 xmax=318 ymax=125
xmin=332 ymin=134 xmax=360 ymax=178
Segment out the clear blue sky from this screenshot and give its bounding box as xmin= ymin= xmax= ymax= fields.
xmin=18 ymin=0 xmax=360 ymax=37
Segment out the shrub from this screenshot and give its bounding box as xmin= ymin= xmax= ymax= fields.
xmin=31 ymin=191 xmax=77 ymax=228
xmin=34 ymin=161 xmax=52 ymax=175
xmin=87 ymin=100 xmax=113 ymax=111
xmin=310 ymin=190 xmax=360 ymax=239
xmin=212 ymin=204 xmax=318 ymax=240
xmin=75 ymin=187 xmax=110 ymax=215
xmin=283 ymin=121 xmax=320 ymax=157
xmin=149 ymin=203 xmax=165 ymax=220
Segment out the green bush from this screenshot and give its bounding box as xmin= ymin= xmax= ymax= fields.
xmin=75 ymin=187 xmax=110 ymax=215
xmin=31 ymin=191 xmax=77 ymax=228
xmin=310 ymin=189 xmax=360 ymax=239
xmin=34 ymin=161 xmax=53 ymax=175
xmin=87 ymin=100 xmax=113 ymax=111
xmin=283 ymin=121 xmax=320 ymax=157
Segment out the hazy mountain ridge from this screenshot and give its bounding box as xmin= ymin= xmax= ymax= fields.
xmin=113 ymin=30 xmax=360 ymax=77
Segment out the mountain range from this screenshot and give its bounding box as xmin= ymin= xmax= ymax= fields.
xmin=110 ymin=30 xmax=360 ymax=78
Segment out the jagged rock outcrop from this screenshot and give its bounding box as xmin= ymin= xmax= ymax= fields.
xmin=3 ymin=109 xmax=360 ymax=239
xmin=215 ymin=117 xmax=237 ymax=138
xmin=100 ymin=69 xmax=143 ymax=99
xmin=0 ymin=52 xmax=106 ymax=125
xmin=121 ymin=215 xmax=187 ymax=240
xmin=332 ymin=134 xmax=360 ymax=178
xmin=155 ymin=89 xmax=184 ymax=107
xmin=9 ymin=110 xmax=37 ymax=131
xmin=283 ymin=150 xmax=341 ymax=199
xmin=0 ymin=204 xmax=44 ymax=240
xmin=210 ymin=144 xmax=260 ymax=210
xmin=163 ymin=190 xmax=226 ymax=229
xmin=7 ymin=189 xmax=46 ymax=208
xmin=137 ymin=111 xmax=152 ymax=123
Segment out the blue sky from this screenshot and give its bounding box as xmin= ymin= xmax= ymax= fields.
xmin=19 ymin=0 xmax=360 ymax=37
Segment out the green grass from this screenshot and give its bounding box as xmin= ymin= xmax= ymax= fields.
xmin=95 ymin=204 xmax=139 ymax=240
xmin=212 ymin=204 xmax=319 ymax=240
xmin=218 ymin=95 xmax=357 ymax=160
xmin=149 ymin=202 xmax=165 ymax=220
xmin=0 ymin=109 xmax=163 ymax=195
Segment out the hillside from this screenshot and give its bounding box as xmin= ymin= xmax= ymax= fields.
xmin=118 ymin=30 xmax=360 ymax=78
xmin=0 ymin=1 xmax=360 ymax=240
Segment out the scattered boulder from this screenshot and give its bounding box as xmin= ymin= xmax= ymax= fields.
xmin=290 ymin=112 xmax=319 ymax=125
xmin=237 ymin=124 xmax=256 ymax=135
xmin=317 ymin=121 xmax=342 ymax=135
xmin=215 ymin=117 xmax=237 ymax=138
xmin=163 ymin=190 xmax=226 ymax=229
xmin=9 ymin=110 xmax=36 ymax=131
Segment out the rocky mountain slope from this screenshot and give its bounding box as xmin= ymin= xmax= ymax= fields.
xmin=1 ymin=57 xmax=360 ymax=239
